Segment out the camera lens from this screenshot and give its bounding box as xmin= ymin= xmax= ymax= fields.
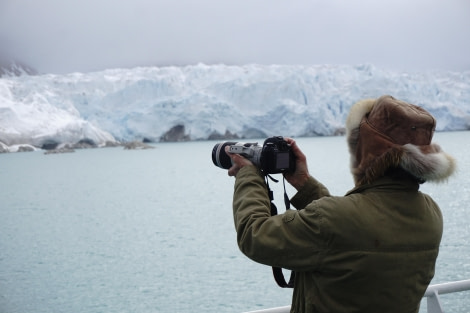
xmin=212 ymin=142 xmax=236 ymax=169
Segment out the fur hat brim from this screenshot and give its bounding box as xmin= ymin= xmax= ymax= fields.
xmin=346 ymin=96 xmax=456 ymax=185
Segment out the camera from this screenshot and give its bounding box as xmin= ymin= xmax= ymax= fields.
xmin=212 ymin=136 xmax=296 ymax=174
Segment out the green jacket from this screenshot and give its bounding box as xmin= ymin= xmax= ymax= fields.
xmin=233 ymin=166 xmax=443 ymax=313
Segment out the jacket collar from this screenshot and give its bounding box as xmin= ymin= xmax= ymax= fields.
xmin=345 ymin=175 xmax=420 ymax=196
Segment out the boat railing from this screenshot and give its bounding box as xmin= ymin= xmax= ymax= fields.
xmin=424 ymin=279 xmax=470 ymax=313
xmin=242 ymin=279 xmax=470 ymax=313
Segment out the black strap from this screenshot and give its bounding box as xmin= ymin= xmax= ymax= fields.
xmin=272 ymin=266 xmax=296 ymax=288
xmin=266 ymin=176 xmax=296 ymax=288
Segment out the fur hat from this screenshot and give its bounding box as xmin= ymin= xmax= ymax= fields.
xmin=346 ymin=95 xmax=456 ymax=186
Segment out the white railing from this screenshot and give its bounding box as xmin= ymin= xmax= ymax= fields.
xmin=243 ymin=279 xmax=470 ymax=313
xmin=424 ymin=279 xmax=470 ymax=313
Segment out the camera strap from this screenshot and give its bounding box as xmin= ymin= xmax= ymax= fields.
xmin=265 ymin=175 xmax=296 ymax=288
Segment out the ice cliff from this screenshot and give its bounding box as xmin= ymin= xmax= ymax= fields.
xmin=0 ymin=63 xmax=469 ymax=149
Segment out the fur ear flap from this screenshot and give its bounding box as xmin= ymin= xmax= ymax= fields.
xmin=400 ymin=144 xmax=456 ymax=182
xmin=346 ymin=99 xmax=375 ymax=136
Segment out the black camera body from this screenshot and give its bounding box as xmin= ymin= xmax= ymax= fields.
xmin=212 ymin=136 xmax=296 ymax=174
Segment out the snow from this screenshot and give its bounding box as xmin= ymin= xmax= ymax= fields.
xmin=0 ymin=63 xmax=469 ymax=149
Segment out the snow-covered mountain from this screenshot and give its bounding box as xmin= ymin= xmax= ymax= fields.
xmin=0 ymin=59 xmax=38 ymax=77
xmin=0 ymin=63 xmax=469 ymax=150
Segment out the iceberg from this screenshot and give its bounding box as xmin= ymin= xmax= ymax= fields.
xmin=0 ymin=63 xmax=469 ymax=150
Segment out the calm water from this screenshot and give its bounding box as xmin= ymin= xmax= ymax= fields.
xmin=1 ymin=132 xmax=469 ymax=313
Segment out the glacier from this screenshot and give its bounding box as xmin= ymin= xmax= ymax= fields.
xmin=0 ymin=63 xmax=469 ymax=150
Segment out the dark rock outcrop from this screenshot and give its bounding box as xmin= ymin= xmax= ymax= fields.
xmin=41 ymin=140 xmax=60 ymax=150
xmin=72 ymin=138 xmax=97 ymax=149
xmin=208 ymin=130 xmax=240 ymax=140
xmin=160 ymin=125 xmax=190 ymax=142
xmin=17 ymin=145 xmax=35 ymax=152
xmin=104 ymin=141 xmax=121 ymax=147
xmin=123 ymin=141 xmax=154 ymax=150
xmin=44 ymin=148 xmax=75 ymax=155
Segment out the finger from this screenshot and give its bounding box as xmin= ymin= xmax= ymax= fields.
xmin=228 ymin=165 xmax=239 ymax=177
xmin=228 ymin=152 xmax=245 ymax=166
xmin=285 ymin=138 xmax=306 ymax=161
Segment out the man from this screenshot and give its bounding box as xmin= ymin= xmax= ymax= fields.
xmin=226 ymin=95 xmax=456 ymax=313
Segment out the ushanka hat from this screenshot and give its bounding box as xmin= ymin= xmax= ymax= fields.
xmin=346 ymin=95 xmax=456 ymax=186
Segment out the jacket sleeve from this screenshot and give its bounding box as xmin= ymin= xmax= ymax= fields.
xmin=290 ymin=176 xmax=331 ymax=210
xmin=232 ymin=165 xmax=330 ymax=271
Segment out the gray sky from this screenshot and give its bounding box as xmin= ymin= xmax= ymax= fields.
xmin=1 ymin=0 xmax=469 ymax=74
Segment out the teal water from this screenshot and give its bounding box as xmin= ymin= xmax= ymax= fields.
xmin=0 ymin=132 xmax=469 ymax=313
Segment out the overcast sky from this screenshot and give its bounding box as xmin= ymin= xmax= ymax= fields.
xmin=1 ymin=0 xmax=469 ymax=74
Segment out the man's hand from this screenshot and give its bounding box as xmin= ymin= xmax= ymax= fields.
xmin=225 ymin=146 xmax=254 ymax=177
xmin=283 ymin=138 xmax=311 ymax=190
